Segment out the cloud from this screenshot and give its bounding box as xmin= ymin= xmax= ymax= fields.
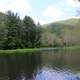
xmin=0 ymin=0 xmax=31 ymax=18
xmin=42 ymin=5 xmax=64 ymax=19
xmin=67 ymin=0 xmax=80 ymax=7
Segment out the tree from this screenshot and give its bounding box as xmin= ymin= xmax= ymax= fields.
xmin=23 ymin=16 xmax=41 ymax=48
xmin=0 ymin=11 xmax=42 ymax=49
xmin=35 ymin=22 xmax=42 ymax=47
xmin=78 ymin=0 xmax=80 ymax=2
xmin=5 ymin=11 xmax=23 ymax=49
xmin=0 ymin=12 xmax=7 ymax=49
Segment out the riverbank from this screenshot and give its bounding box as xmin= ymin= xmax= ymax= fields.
xmin=0 ymin=46 xmax=80 ymax=54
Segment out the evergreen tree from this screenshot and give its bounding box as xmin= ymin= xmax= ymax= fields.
xmin=23 ymin=16 xmax=41 ymax=48
xmin=5 ymin=11 xmax=23 ymax=49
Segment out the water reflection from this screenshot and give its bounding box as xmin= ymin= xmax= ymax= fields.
xmin=0 ymin=52 xmax=41 ymax=80
xmin=0 ymin=49 xmax=80 ymax=80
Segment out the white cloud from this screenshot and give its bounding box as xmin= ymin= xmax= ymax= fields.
xmin=42 ymin=5 xmax=64 ymax=19
xmin=0 ymin=0 xmax=31 ymax=18
xmin=67 ymin=0 xmax=80 ymax=7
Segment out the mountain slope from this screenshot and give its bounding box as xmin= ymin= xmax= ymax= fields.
xmin=41 ymin=18 xmax=80 ymax=47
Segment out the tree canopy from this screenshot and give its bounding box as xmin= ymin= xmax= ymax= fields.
xmin=0 ymin=11 xmax=41 ymax=50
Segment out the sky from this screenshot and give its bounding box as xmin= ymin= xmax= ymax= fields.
xmin=0 ymin=0 xmax=80 ymax=24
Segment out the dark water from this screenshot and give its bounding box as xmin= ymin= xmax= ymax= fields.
xmin=0 ymin=49 xmax=80 ymax=80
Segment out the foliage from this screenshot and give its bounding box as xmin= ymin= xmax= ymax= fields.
xmin=4 ymin=11 xmax=23 ymax=49
xmin=0 ymin=11 xmax=80 ymax=49
xmin=0 ymin=11 xmax=42 ymax=50
xmin=42 ymin=18 xmax=80 ymax=47
xmin=23 ymin=16 xmax=41 ymax=48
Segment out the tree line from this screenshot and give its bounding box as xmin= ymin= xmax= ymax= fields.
xmin=0 ymin=11 xmax=42 ymax=50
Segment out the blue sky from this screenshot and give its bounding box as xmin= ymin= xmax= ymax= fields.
xmin=0 ymin=0 xmax=80 ymax=24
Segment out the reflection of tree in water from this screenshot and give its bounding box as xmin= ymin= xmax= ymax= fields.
xmin=5 ymin=54 xmax=17 ymax=80
xmin=1 ymin=50 xmax=80 ymax=80
xmin=0 ymin=54 xmax=8 ymax=79
xmin=52 ymin=51 xmax=65 ymax=68
xmin=40 ymin=50 xmax=66 ymax=69
xmin=3 ymin=51 xmax=41 ymax=80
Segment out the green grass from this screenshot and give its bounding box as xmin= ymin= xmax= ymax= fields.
xmin=0 ymin=48 xmax=41 ymax=54
xmin=0 ymin=46 xmax=80 ymax=54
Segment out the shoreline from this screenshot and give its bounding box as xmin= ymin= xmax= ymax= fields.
xmin=0 ymin=46 xmax=80 ymax=54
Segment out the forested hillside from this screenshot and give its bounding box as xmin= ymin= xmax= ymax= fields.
xmin=41 ymin=18 xmax=80 ymax=47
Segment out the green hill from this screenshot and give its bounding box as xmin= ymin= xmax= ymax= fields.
xmin=41 ymin=18 xmax=80 ymax=47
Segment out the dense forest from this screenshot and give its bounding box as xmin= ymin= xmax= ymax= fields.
xmin=0 ymin=11 xmax=80 ymax=50
xmin=0 ymin=11 xmax=42 ymax=49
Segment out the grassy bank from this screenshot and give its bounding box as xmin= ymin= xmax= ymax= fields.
xmin=0 ymin=48 xmax=42 ymax=54
xmin=0 ymin=46 xmax=80 ymax=54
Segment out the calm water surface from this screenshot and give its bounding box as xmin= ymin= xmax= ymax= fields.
xmin=0 ymin=49 xmax=80 ymax=80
